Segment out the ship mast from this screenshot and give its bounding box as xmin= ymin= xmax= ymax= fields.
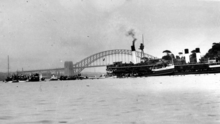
xmin=142 ymin=34 xmax=144 ymax=57
xmin=140 ymin=34 xmax=145 ymax=58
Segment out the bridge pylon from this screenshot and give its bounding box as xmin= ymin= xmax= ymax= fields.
xmin=64 ymin=61 xmax=74 ymax=76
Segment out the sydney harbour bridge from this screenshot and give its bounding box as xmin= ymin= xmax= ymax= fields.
xmin=18 ymin=49 xmax=157 ymax=77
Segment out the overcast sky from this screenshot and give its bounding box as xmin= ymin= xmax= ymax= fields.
xmin=1 ymin=0 xmax=220 ymax=72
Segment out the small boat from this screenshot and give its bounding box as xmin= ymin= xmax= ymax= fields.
xmin=208 ymin=63 xmax=220 ymax=73
xmin=151 ymin=64 xmax=175 ymax=76
xmin=4 ymin=77 xmax=13 ymax=83
xmin=209 ymin=63 xmax=220 ymax=68
xmin=28 ymin=73 xmax=41 ymax=82
xmin=50 ymin=75 xmax=58 ymax=81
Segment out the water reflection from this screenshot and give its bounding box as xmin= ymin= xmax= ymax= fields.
xmin=37 ymin=120 xmax=53 ymax=124
xmin=0 ymin=79 xmax=220 ymax=124
xmin=0 ymin=116 xmax=13 ymax=120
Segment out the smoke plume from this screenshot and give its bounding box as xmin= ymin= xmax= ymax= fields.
xmin=126 ymin=29 xmax=136 ymax=39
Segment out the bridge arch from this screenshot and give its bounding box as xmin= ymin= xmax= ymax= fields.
xmin=18 ymin=49 xmax=158 ymax=76
xmin=73 ymin=49 xmax=157 ymax=74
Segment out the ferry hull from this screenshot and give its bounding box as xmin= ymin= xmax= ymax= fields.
xmin=107 ymin=62 xmax=220 ymax=77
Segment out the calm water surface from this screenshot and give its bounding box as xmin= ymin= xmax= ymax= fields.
xmin=0 ymin=76 xmax=220 ymax=124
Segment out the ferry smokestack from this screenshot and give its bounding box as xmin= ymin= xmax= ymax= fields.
xmin=126 ymin=29 xmax=137 ymax=64
xmin=131 ymin=38 xmax=137 ymax=64
xmin=131 ymin=38 xmax=136 ymax=51
xmin=184 ymin=49 xmax=190 ymax=63
xmin=195 ymin=48 xmax=201 ymax=63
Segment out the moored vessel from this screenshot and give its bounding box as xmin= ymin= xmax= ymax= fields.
xmin=106 ymin=37 xmax=220 ymax=77
xmin=151 ymin=64 xmax=175 ymax=76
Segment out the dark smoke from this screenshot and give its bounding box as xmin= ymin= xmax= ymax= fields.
xmin=126 ymin=29 xmax=136 ymax=39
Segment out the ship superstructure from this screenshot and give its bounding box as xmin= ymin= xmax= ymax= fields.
xmin=106 ymin=38 xmax=220 ymax=77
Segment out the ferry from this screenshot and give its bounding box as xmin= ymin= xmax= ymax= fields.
xmin=106 ymin=38 xmax=220 ymax=77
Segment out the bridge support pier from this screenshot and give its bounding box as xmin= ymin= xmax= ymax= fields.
xmin=64 ymin=61 xmax=73 ymax=76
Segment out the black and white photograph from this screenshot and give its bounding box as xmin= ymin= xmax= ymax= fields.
xmin=0 ymin=0 xmax=220 ymax=123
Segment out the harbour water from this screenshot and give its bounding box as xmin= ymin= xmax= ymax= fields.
xmin=0 ymin=74 xmax=220 ymax=124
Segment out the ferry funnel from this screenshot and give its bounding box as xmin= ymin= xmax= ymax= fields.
xmin=195 ymin=48 xmax=201 ymax=63
xmin=131 ymin=38 xmax=137 ymax=64
xmin=184 ymin=49 xmax=190 ymax=63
